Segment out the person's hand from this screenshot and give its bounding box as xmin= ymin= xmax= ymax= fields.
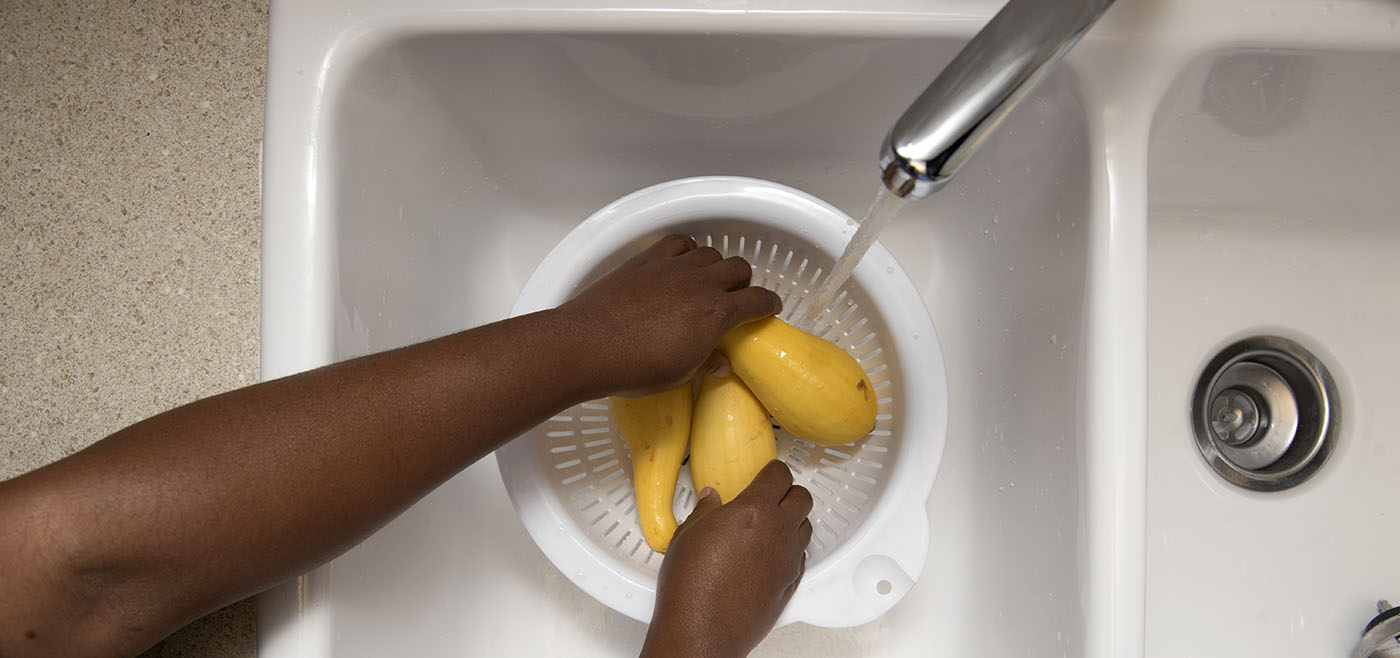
xmin=640 ymin=461 xmax=813 ymax=658
xmin=557 ymin=234 xmax=782 ymax=396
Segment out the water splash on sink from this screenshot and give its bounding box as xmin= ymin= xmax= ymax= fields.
xmin=793 ymin=185 xmax=907 ymax=331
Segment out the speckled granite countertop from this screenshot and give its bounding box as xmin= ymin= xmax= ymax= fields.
xmin=1 ymin=1 xmax=265 ymax=655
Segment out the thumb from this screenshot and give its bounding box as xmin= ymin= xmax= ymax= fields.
xmin=690 ymin=351 xmax=731 ymax=380
xmin=705 ymin=351 xmax=732 ymax=376
xmin=684 ymin=487 xmax=723 ymax=525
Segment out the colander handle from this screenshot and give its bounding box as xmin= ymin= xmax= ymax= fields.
xmin=778 ymin=498 xmax=930 ymax=628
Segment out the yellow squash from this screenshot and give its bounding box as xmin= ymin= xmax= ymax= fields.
xmin=610 ymin=385 xmax=692 ymax=552
xmin=718 ymin=316 xmax=878 ymax=446
xmin=689 ymin=373 xmax=777 ymax=504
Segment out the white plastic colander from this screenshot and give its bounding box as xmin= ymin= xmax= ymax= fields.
xmin=497 ymin=177 xmax=947 ymax=628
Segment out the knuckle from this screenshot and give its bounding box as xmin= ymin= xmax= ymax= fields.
xmin=701 ymin=296 xmax=735 ymax=328
xmin=791 ymin=486 xmax=813 ymax=507
xmin=722 ymin=255 xmax=751 ymax=271
xmin=739 ymin=504 xmax=764 ymax=527
xmin=765 ymin=288 xmax=784 ymax=312
xmin=768 ymin=459 xmax=794 ymax=482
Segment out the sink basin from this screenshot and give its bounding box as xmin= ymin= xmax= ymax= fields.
xmin=1146 ymin=46 xmax=1400 ymax=657
xmin=261 ymin=9 xmax=1098 ymax=658
xmin=256 ymin=1 xmax=1400 ymax=657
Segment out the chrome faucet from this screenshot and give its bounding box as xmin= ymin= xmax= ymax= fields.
xmin=1353 ymin=600 xmax=1400 ymax=658
xmin=879 ymin=0 xmax=1118 ymax=200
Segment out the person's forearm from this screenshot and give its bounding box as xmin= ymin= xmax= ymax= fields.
xmin=0 ymin=308 xmax=600 ymax=656
xmin=1 ymin=233 xmax=785 ymax=658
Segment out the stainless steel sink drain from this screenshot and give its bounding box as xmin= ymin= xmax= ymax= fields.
xmin=1191 ymin=336 xmax=1340 ymax=491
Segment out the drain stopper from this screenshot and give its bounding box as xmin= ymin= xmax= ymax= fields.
xmin=1209 ymin=388 xmax=1263 ymax=446
xmin=1191 ymin=336 xmax=1339 ymax=491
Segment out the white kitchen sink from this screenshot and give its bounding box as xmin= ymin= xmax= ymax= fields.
xmin=257 ymin=1 xmax=1400 ymax=657
xmin=1146 ymin=46 xmax=1400 ymax=657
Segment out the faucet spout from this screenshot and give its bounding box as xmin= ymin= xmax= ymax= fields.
xmin=879 ymin=0 xmax=1117 ymax=200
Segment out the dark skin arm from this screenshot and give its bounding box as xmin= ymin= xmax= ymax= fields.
xmin=0 ymin=235 xmax=808 ymax=658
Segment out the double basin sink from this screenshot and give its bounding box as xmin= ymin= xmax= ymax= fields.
xmin=258 ymin=0 xmax=1400 ymax=656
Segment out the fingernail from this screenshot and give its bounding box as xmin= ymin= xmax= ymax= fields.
xmin=698 ymin=487 xmax=717 ymax=500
